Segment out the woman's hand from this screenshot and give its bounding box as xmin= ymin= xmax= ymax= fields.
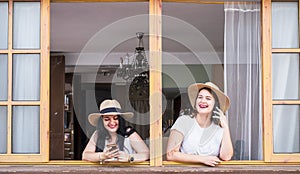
xmin=103 ymin=147 xmax=119 ymax=160
xmin=117 ymin=151 xmax=130 ymax=162
xmin=201 ymin=155 xmax=222 ymax=167
xmin=213 ymin=107 xmax=229 ymax=129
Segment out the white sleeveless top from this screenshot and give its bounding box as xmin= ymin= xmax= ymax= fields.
xmin=171 ymin=115 xmax=224 ymax=156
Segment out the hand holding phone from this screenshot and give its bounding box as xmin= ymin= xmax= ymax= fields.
xmin=212 ymin=114 xmax=220 ymax=125
xmin=107 ymin=143 xmax=119 ymax=152
xmin=212 ymin=106 xmax=221 ymax=125
xmin=212 ymin=106 xmax=229 ymax=128
xmin=103 ymin=143 xmax=119 ymax=162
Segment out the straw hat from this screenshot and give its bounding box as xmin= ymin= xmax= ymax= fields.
xmin=187 ymin=82 xmax=230 ymax=113
xmin=88 ymin=99 xmax=134 ymax=126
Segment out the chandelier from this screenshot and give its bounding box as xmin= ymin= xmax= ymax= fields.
xmin=116 ymin=32 xmax=149 ymax=81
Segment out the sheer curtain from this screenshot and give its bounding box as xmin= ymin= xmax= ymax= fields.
xmin=0 ymin=2 xmax=8 ymax=49
xmin=13 ymin=2 xmax=40 ymax=49
xmin=224 ymin=2 xmax=262 ymax=160
xmin=10 ymin=2 xmax=41 ymax=153
xmin=0 ymin=55 xmax=7 ymax=100
xmin=272 ymin=2 xmax=299 ymax=153
xmin=0 ymin=107 xmax=7 ymax=153
xmin=0 ymin=2 xmax=8 ymax=154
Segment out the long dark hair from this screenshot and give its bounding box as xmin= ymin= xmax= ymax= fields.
xmin=191 ymin=87 xmax=220 ymax=117
xmin=95 ymin=115 xmax=126 ymax=152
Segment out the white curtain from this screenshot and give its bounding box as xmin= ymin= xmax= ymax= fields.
xmin=0 ymin=55 xmax=7 ymax=153
xmin=0 ymin=107 xmax=7 ymax=153
xmin=12 ymin=106 xmax=40 ymax=153
xmin=0 ymin=2 xmax=8 ymax=49
xmin=272 ymin=2 xmax=299 ymax=153
xmin=224 ymin=2 xmax=262 ymax=160
xmin=0 ymin=3 xmax=8 ymax=153
xmin=12 ymin=54 xmax=40 ymax=153
xmin=13 ymin=2 xmax=40 ymax=49
xmin=10 ymin=2 xmax=41 ymax=154
xmin=0 ymin=55 xmax=7 ymax=100
xmin=13 ymin=54 xmax=40 ymax=101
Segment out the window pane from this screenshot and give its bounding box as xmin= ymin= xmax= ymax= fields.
xmin=272 ymin=2 xmax=299 ymax=48
xmin=223 ymin=2 xmax=262 ymax=160
xmin=159 ymin=2 xmax=263 ymax=161
xmin=0 ymin=106 xmax=7 ymax=154
xmin=0 ymin=54 xmax=8 ymax=101
xmin=272 ymin=53 xmax=300 ymax=100
xmin=273 ymin=105 xmax=300 ymax=153
xmin=13 ymin=2 xmax=40 ymax=49
xmin=13 ymin=54 xmax=40 ymax=101
xmin=0 ymin=2 xmax=8 ymax=50
xmin=12 ymin=106 xmax=40 ymax=154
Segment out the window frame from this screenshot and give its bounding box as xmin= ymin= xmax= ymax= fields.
xmin=264 ymin=0 xmax=300 ymax=162
xmin=1 ymin=0 xmax=300 ymax=165
xmin=0 ymin=0 xmax=50 ymax=162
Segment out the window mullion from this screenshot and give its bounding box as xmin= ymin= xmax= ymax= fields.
xmin=6 ymin=0 xmax=13 ymax=155
xmin=262 ymin=0 xmax=273 ymax=162
xmin=149 ymin=0 xmax=162 ymax=167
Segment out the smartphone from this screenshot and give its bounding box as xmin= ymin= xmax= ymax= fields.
xmin=107 ymin=144 xmax=118 ymax=152
xmin=212 ymin=105 xmax=220 ymax=125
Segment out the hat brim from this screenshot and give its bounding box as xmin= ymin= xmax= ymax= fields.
xmin=88 ymin=112 xmax=134 ymax=127
xmin=188 ymin=83 xmax=230 ymax=113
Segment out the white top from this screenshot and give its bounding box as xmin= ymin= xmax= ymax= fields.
xmin=171 ymin=115 xmax=224 ymax=156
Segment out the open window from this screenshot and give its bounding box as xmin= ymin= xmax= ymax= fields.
xmin=1 ymin=0 xmax=300 ymax=165
xmin=0 ymin=0 xmax=50 ymax=162
xmin=267 ymin=1 xmax=300 ymax=162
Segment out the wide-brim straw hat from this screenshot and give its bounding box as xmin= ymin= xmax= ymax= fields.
xmin=187 ymin=82 xmax=230 ymax=113
xmin=88 ymin=99 xmax=134 ymax=127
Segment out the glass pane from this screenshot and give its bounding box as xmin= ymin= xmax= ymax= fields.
xmin=160 ymin=2 xmax=263 ymax=161
xmin=13 ymin=2 xmax=40 ymax=49
xmin=13 ymin=54 xmax=40 ymax=101
xmin=273 ymin=105 xmax=300 ymax=153
xmin=0 ymin=2 xmax=8 ymax=49
xmin=0 ymin=106 xmax=7 ymax=154
xmin=0 ymin=54 xmax=8 ymax=101
xmin=272 ymin=2 xmax=299 ymax=48
xmin=272 ymin=53 xmax=300 ymax=100
xmin=12 ymin=106 xmax=40 ymax=154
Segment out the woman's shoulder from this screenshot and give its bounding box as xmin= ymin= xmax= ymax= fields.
xmin=171 ymin=115 xmax=195 ymax=135
xmin=89 ymin=130 xmax=98 ymax=143
xmin=176 ymin=115 xmax=195 ymax=123
xmin=124 ymin=126 xmax=136 ymax=138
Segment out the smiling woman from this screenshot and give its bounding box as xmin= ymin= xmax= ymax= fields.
xmin=166 ymin=82 xmax=233 ymax=167
xmin=82 ymin=99 xmax=150 ymax=163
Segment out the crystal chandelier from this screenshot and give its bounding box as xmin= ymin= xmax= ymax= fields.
xmin=116 ymin=32 xmax=149 ymax=81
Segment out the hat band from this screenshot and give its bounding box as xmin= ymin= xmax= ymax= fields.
xmin=100 ymin=107 xmax=121 ymax=114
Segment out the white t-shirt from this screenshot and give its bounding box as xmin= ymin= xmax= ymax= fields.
xmin=171 ymin=115 xmax=224 ymax=156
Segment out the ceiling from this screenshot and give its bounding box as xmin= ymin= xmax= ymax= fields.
xmin=50 ymin=2 xmax=225 ymax=55
xmin=50 ymin=2 xmax=225 ymax=96
xmin=50 ymin=2 xmax=225 ymax=94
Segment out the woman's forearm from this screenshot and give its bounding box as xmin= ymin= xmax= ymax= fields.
xmin=82 ymin=151 xmax=105 ymax=162
xmin=130 ymin=152 xmax=149 ymax=162
xmin=219 ymin=126 xmax=234 ymax=160
xmin=167 ymin=151 xmax=201 ymax=163
xmin=167 ymin=151 xmax=221 ymax=166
